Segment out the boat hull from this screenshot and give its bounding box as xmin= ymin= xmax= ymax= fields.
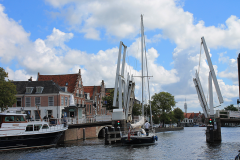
xmin=0 ymin=131 xmax=64 ymax=151
xmin=121 ymin=136 xmax=155 ymax=145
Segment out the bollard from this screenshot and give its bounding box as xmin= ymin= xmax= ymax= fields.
xmin=83 ymin=128 xmax=86 ymax=140
xmin=112 ymin=127 xmax=116 ymax=143
xmin=105 ymin=127 xmax=109 ymax=145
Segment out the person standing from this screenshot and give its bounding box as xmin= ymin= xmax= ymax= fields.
xmin=144 ymin=120 xmax=150 ymax=136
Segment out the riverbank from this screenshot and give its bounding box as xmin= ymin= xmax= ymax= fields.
xmin=155 ymin=127 xmax=184 ymax=132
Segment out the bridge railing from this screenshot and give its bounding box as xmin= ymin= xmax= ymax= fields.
xmin=59 ymin=115 xmax=112 ymax=125
xmin=96 ymin=115 xmax=112 ymax=122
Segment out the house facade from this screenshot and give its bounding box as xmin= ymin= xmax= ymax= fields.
xmin=37 ymin=69 xmax=108 ymax=120
xmin=181 ymin=112 xmax=204 ymax=127
xmin=11 ymin=80 xmax=72 ymax=120
xmin=37 ymin=69 xmax=85 ymax=119
xmin=83 ymin=80 xmax=107 ymax=117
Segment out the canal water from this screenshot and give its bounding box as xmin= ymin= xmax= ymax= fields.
xmin=1 ymin=127 xmax=240 ymax=159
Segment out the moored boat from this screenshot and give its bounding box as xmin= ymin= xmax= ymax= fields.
xmin=0 ymin=109 xmax=67 ymax=151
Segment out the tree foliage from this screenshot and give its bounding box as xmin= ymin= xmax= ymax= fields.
xmin=224 ymin=104 xmax=238 ymax=111
xmin=0 ymin=67 xmax=17 ymax=111
xmin=132 ymin=103 xmax=142 ymax=116
xmin=151 ymin=92 xmax=177 ymax=126
xmin=173 ymin=107 xmax=184 ymax=121
xmin=102 ymin=89 xmax=115 ymax=110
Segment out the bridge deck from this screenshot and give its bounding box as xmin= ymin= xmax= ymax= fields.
xmin=220 ymin=118 xmax=240 ymax=123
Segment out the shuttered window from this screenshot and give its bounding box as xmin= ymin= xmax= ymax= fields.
xmin=26 ymin=97 xmax=31 ymax=107
xmin=48 ymin=97 xmax=54 ymax=106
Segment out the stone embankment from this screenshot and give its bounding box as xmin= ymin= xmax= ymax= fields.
xmin=155 ymin=127 xmax=184 ymax=132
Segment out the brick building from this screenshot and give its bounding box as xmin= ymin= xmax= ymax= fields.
xmin=37 ymin=69 xmax=85 ymax=119
xmin=11 ymin=79 xmax=72 ymax=119
xmin=83 ymin=80 xmax=107 ymax=117
xmin=181 ymin=112 xmax=204 ymax=127
xmin=37 ymin=69 xmax=109 ymax=119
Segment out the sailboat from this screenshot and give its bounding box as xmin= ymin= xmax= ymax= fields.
xmin=120 ymin=15 xmax=158 ymax=145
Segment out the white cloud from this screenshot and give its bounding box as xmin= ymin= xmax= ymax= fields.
xmin=0 ymin=4 xmax=30 ymax=63
xmin=218 ymin=52 xmax=238 ymax=84
xmin=6 ymin=67 xmax=36 ymax=81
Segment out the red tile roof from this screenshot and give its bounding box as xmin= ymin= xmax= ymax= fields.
xmin=83 ymin=86 xmax=101 ymax=98
xmin=184 ymin=113 xmax=194 ymax=119
xmin=38 ymin=73 xmax=79 ymax=93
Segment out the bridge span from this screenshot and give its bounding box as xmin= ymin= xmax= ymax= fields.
xmin=68 ymin=121 xmax=113 ymax=129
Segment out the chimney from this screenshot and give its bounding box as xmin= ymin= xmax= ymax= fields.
xmin=79 ymin=69 xmax=81 ymax=75
xmin=28 ymin=76 xmax=32 ymax=81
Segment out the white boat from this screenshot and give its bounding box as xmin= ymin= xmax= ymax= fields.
xmin=0 ymin=109 xmax=67 ymax=151
xmin=121 ymin=15 xmax=158 ymax=145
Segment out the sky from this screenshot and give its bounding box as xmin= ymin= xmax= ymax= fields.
xmin=0 ymin=0 xmax=240 ymax=113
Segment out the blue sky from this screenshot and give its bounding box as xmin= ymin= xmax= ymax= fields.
xmin=0 ymin=0 xmax=240 ymax=113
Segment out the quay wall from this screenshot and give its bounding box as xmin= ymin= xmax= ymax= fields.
xmin=155 ymin=127 xmax=184 ymax=132
xmin=60 ymin=126 xmax=105 ymax=142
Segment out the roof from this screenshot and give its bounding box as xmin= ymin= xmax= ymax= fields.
xmin=184 ymin=113 xmax=194 ymax=119
xmin=38 ymin=73 xmax=79 ymax=93
xmin=83 ymin=86 xmax=101 ymax=99
xmin=12 ymin=81 xmax=63 ymax=94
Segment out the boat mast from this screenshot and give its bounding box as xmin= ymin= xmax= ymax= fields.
xmin=141 ymin=14 xmax=144 ymax=118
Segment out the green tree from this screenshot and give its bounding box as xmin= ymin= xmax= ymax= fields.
xmin=224 ymin=104 xmax=238 ymax=111
xmin=173 ymin=107 xmax=184 ymax=126
xmin=132 ymin=103 xmax=142 ymax=116
xmin=173 ymin=107 xmax=184 ymax=121
xmin=102 ymin=89 xmax=115 ymax=110
xmin=151 ymin=92 xmax=177 ymax=127
xmin=0 ymin=67 xmax=17 ymax=111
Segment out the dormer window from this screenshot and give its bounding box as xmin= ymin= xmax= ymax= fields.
xmin=66 ymin=82 xmax=68 ymax=86
xmin=36 ymin=86 xmax=44 ymax=93
xmin=26 ymin=87 xmax=34 ymax=94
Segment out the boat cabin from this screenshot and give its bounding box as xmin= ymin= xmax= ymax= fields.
xmin=0 ymin=113 xmax=27 ymax=128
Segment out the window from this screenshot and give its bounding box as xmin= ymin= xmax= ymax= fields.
xmin=35 ymin=97 xmax=40 ymax=105
xmin=15 ymin=116 xmax=25 ymax=122
xmin=35 ymin=110 xmax=41 ymax=120
xmin=26 ymin=87 xmax=34 ymax=94
xmin=90 ymin=105 xmax=91 ymax=113
xmin=79 ymin=80 xmax=81 ymax=88
xmin=77 ymin=90 xmax=79 ymax=97
xmin=36 ymin=86 xmax=44 ymax=93
xmin=48 ymin=97 xmax=54 ymax=106
xmin=74 ymin=99 xmax=77 ymax=105
xmin=47 ymin=110 xmax=52 ymax=118
xmin=26 ymin=97 xmax=31 ymax=107
xmin=5 ymin=116 xmax=14 ymax=122
xmin=61 ymin=96 xmax=64 ymax=106
xmin=34 ymin=124 xmax=42 ymax=131
xmin=25 ymin=110 xmax=31 ymax=120
xmin=16 ymin=98 xmax=21 ymax=107
xmin=42 ymin=124 xmax=49 ymax=129
xmin=65 ymin=97 xmax=68 ymax=106
xmin=26 ymin=125 xmax=33 ymax=131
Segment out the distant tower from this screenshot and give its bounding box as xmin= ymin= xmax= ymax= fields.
xmin=184 ymin=98 xmax=187 ymax=113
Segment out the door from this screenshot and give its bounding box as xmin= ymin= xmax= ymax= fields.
xmin=70 ymin=112 xmax=74 ymax=117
